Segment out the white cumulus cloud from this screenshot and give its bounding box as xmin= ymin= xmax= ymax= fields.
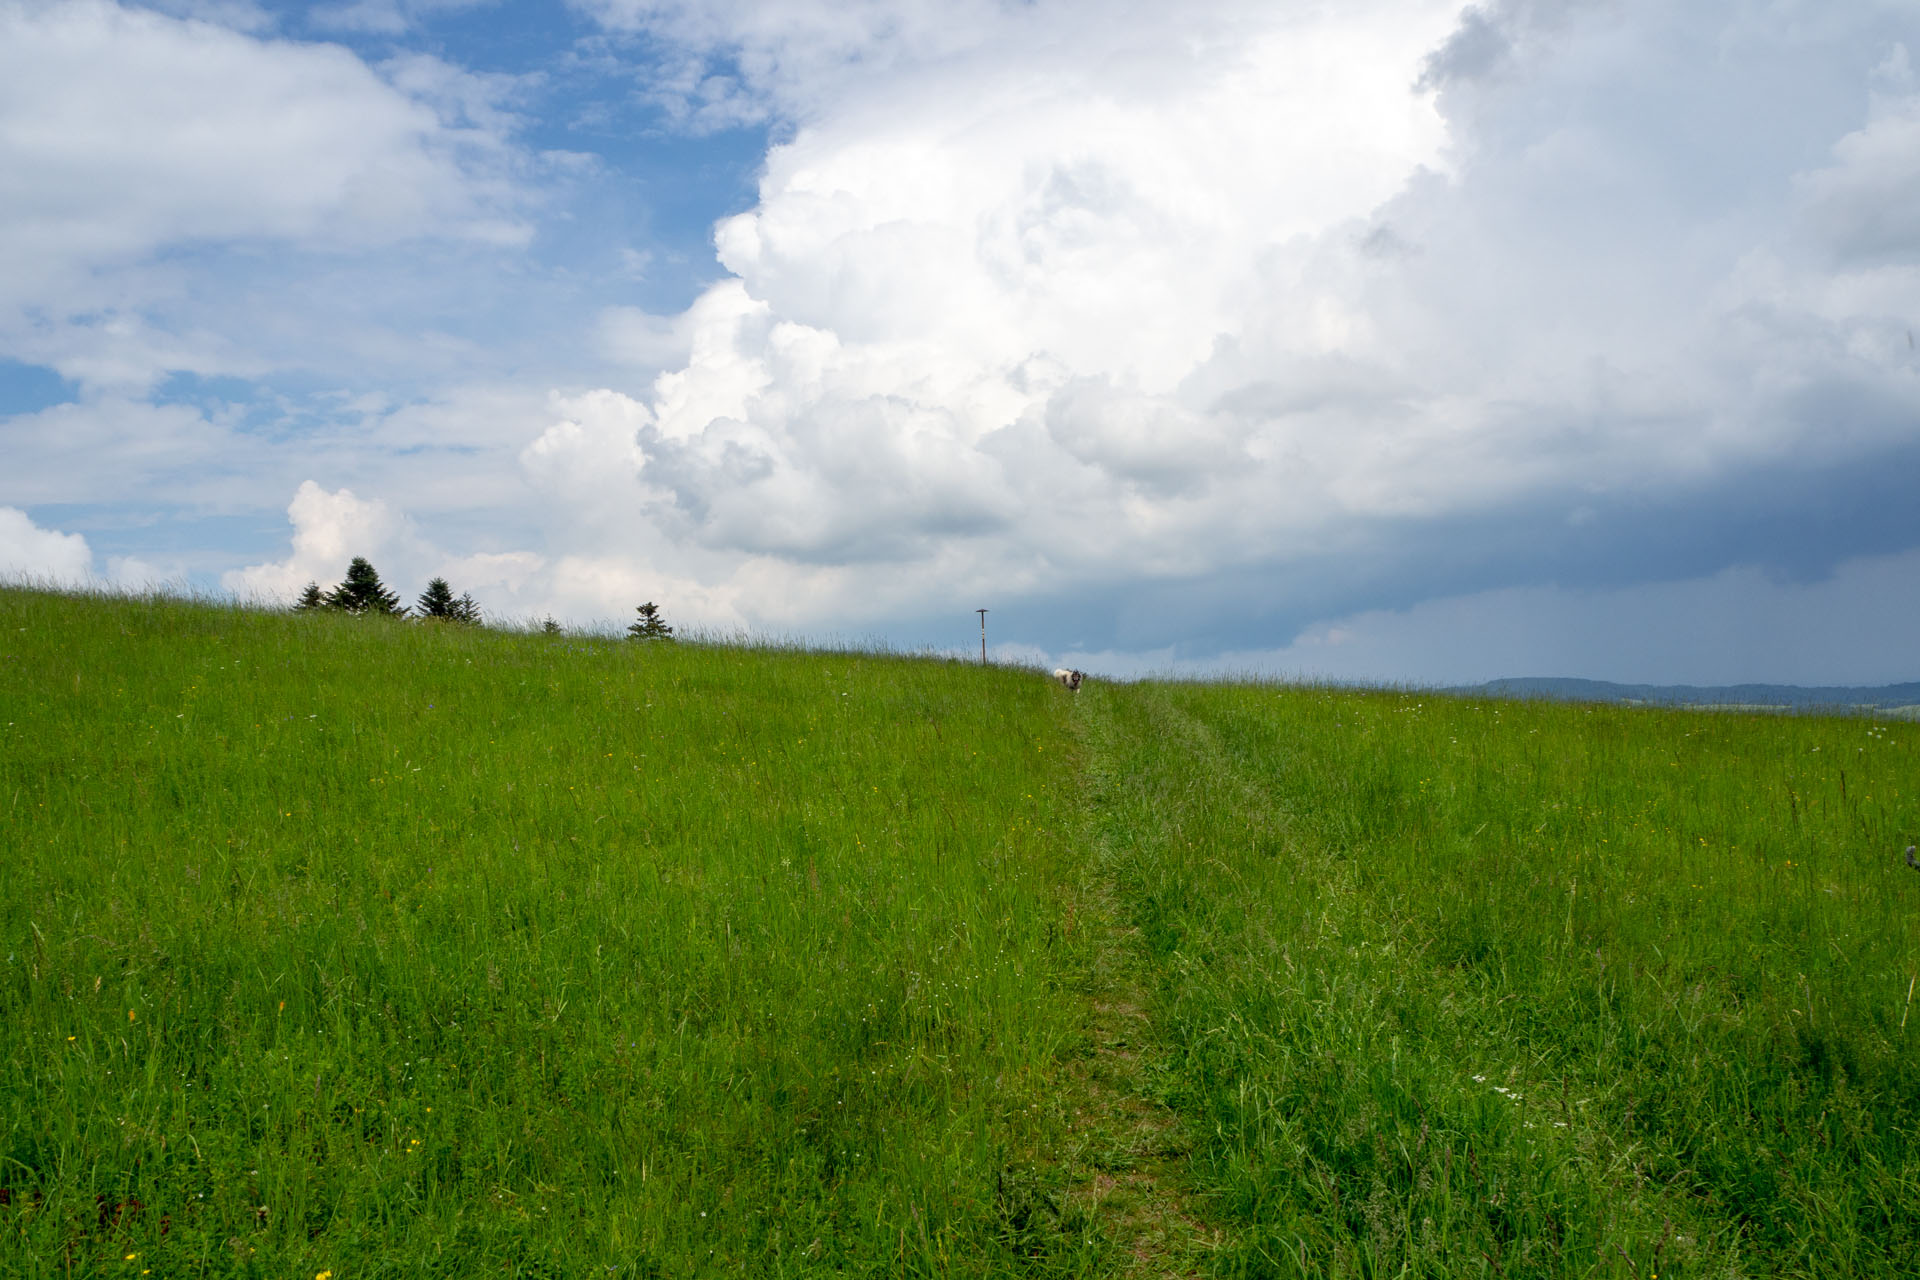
xmin=222 ymin=481 xmax=414 ymax=600
xmin=0 ymin=508 xmax=93 ymax=585
xmin=548 ymin=0 xmax=1920 ymax=658
xmin=0 ymin=0 xmax=534 ymax=391
xmin=15 ymin=0 xmax=1920 ymax=686
xmin=586 ymin=1 xmax=1457 ymax=587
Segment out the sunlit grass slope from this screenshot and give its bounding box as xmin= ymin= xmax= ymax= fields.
xmin=12 ymin=586 xmax=1920 ymax=1279
xmin=1080 ymin=682 xmax=1920 ymax=1278
xmin=1 ymin=589 xmax=1100 ymax=1277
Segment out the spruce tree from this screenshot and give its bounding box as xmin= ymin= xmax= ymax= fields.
xmin=324 ymin=557 xmax=406 ymax=616
xmin=627 ymin=602 xmax=674 ymax=641
xmin=294 ymin=582 xmax=326 ymax=611
xmin=416 ymin=577 xmax=458 ymax=620
xmin=452 ymin=592 xmax=482 ymax=625
xmin=540 ymin=616 xmax=563 ymax=636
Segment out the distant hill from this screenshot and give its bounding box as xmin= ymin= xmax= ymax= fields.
xmin=1459 ymin=676 xmax=1920 ymax=715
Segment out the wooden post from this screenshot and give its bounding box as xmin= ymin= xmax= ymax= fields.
xmin=976 ymin=609 xmax=988 ymax=665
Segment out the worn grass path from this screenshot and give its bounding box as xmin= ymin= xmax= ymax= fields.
xmin=1052 ymin=891 xmax=1219 ymax=1279
xmin=1045 ymin=688 xmax=1224 ymax=1278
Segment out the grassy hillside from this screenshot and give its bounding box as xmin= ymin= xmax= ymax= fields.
xmin=1083 ymin=682 xmax=1920 ymax=1277
xmin=4 ymin=588 xmax=1918 ymax=1277
xmin=1 ymin=590 xmax=1101 ymax=1277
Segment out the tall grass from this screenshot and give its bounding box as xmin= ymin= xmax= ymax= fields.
xmin=1 ymin=589 xmax=1101 ymax=1276
xmin=1079 ymin=682 xmax=1920 ymax=1277
xmin=10 ymin=586 xmax=1919 ymax=1277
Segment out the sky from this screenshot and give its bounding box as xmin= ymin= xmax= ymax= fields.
xmin=3 ymin=0 xmax=1918 ymax=686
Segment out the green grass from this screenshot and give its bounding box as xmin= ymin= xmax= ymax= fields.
xmin=4 ymin=587 xmax=1918 ymax=1277
xmin=2 ymin=589 xmax=1102 ymax=1277
xmin=1081 ymin=682 xmax=1920 ymax=1277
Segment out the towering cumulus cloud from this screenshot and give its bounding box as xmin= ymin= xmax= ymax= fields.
xmin=588 ymin=0 xmax=1456 ymax=566
xmin=11 ymin=1 xmax=1914 ymax=679
xmin=550 ymin=0 xmax=1920 ymax=661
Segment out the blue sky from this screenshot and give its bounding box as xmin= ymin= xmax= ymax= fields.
xmin=3 ymin=0 xmax=1919 ymax=685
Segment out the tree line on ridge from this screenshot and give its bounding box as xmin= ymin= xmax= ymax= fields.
xmin=296 ymin=556 xmax=673 ymax=640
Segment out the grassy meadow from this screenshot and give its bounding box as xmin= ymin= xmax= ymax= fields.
xmin=1083 ymin=682 xmax=1920 ymax=1277
xmin=1 ymin=589 xmax=1101 ymax=1277
xmin=3 ymin=585 xmax=1918 ymax=1277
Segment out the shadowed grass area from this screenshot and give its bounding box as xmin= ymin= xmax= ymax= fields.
xmin=1077 ymin=681 xmax=1920 ymax=1278
xmin=1 ymin=588 xmax=1102 ymax=1277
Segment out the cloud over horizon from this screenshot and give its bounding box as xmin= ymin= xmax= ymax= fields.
xmin=3 ymin=0 xmax=1918 ymax=684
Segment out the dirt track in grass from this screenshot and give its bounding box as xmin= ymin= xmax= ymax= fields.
xmin=1052 ymin=701 xmax=1222 ymax=1278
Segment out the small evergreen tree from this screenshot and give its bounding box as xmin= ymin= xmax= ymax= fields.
xmin=294 ymin=581 xmax=326 ymax=611
xmin=324 ymin=557 xmax=406 ymax=616
xmin=627 ymin=601 xmax=674 ymax=641
xmin=540 ymin=616 xmax=563 ymax=636
xmin=414 ymin=577 xmax=482 ymax=625
xmin=416 ymin=577 xmax=458 ymax=620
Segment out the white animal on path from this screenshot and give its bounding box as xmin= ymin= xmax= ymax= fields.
xmin=1052 ymin=668 xmax=1084 ymax=691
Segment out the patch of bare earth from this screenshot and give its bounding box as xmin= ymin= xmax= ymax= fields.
xmin=1057 ymin=883 xmax=1223 ymax=1277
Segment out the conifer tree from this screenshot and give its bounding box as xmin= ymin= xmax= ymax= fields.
xmin=324 ymin=557 xmax=406 ymax=616
xmin=416 ymin=577 xmax=458 ymax=620
xmin=294 ymin=582 xmax=326 ymax=611
xmin=413 ymin=577 xmax=482 ymax=624
xmin=540 ymin=616 xmax=563 ymax=636
xmin=627 ymin=601 xmax=674 ymax=641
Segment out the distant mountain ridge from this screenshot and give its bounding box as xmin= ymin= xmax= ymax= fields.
xmin=1459 ymin=677 xmax=1920 ymax=713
